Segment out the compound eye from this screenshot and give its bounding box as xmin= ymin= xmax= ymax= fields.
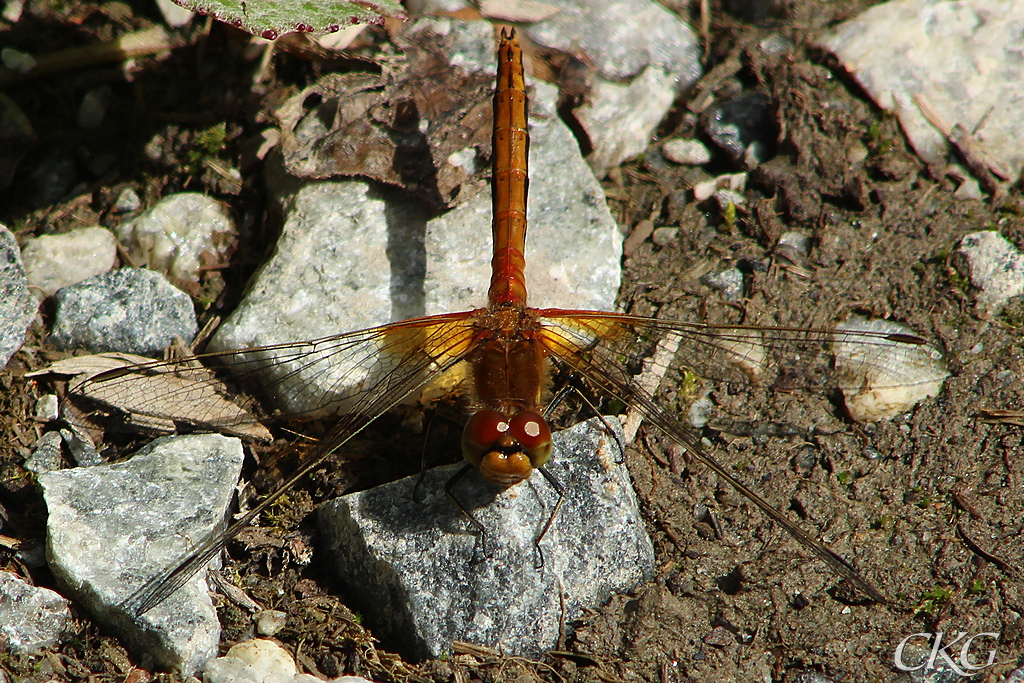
xmin=461 ymin=408 xmax=509 ymax=466
xmin=509 ymin=411 xmax=552 ymax=466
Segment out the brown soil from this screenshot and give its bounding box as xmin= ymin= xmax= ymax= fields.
xmin=2 ymin=1 xmax=1022 ymax=682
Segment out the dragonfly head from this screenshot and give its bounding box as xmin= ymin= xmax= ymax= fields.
xmin=461 ymin=408 xmax=553 ymax=486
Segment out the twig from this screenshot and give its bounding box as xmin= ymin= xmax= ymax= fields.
xmin=956 ymin=523 xmax=1020 ymax=580
xmin=0 ymin=26 xmax=174 ymax=87
xmin=912 ymin=93 xmax=1008 ymax=196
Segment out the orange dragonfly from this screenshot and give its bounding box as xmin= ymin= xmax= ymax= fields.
xmin=69 ymin=28 xmax=943 ymax=617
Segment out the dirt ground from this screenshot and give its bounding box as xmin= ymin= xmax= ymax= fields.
xmin=2 ymin=1 xmax=1023 ymax=682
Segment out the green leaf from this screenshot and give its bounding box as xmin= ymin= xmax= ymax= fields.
xmin=172 ymin=0 xmax=406 ymax=40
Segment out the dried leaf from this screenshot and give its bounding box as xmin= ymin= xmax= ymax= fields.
xmin=276 ymin=24 xmax=494 ymax=209
xmin=32 ymin=353 xmax=273 ymax=442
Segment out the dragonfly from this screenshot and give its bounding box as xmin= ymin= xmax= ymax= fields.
xmin=66 ymin=28 xmax=945 ymax=618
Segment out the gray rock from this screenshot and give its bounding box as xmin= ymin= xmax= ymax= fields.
xmin=651 ymin=226 xmax=678 ymax=247
xmin=254 ymin=610 xmax=287 ymax=637
xmin=116 ymin=193 xmax=234 ymax=283
xmin=954 ymin=231 xmax=1024 ymax=315
xmin=318 ymin=417 xmax=655 ymax=660
xmin=818 ymin=0 xmax=1024 ymax=184
xmin=59 ymin=427 xmax=103 ymax=467
xmin=48 ymin=268 xmax=197 ymax=356
xmin=0 ymin=571 xmax=73 ymax=654
xmin=114 ymin=187 xmax=142 ymax=213
xmin=35 ymin=393 xmax=59 ymax=421
xmin=0 ymin=223 xmax=37 ymax=368
xmin=212 ymin=79 xmax=620 ymax=416
xmin=24 ymin=431 xmax=63 ymax=474
xmin=21 ymin=226 xmax=118 ymax=297
xmin=38 ymin=434 xmax=245 ymax=676
xmin=524 ymin=0 xmax=702 ymax=174
xmin=701 ymin=267 xmax=745 ymax=302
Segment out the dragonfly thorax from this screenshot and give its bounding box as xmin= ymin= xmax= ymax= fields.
xmin=461 ymin=408 xmax=553 ymax=486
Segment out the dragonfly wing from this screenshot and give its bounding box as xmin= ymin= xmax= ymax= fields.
xmin=64 ymin=313 xmax=480 ymax=435
xmin=534 ymin=310 xmax=942 ymax=602
xmin=114 ymin=313 xmax=479 ymax=616
xmin=537 ymin=309 xmax=947 ymax=410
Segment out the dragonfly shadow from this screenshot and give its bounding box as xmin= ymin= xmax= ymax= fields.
xmin=347 ymin=462 xmax=501 ymax=539
xmin=376 ymin=184 xmax=431 ymax=322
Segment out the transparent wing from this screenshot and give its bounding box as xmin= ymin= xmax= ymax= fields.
xmin=62 ymin=311 xmax=480 ymax=437
xmin=93 ymin=312 xmax=480 ymax=616
xmin=536 ymin=309 xmax=948 ymax=602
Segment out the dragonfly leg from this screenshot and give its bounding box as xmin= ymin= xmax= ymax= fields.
xmin=444 ymin=463 xmax=491 ymax=563
xmin=413 ymin=412 xmax=461 ymax=503
xmin=533 ymin=467 xmax=565 ymax=569
xmin=545 ymin=375 xmax=626 ymax=463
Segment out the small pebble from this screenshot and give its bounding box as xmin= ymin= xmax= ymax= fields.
xmin=651 ymin=226 xmax=678 ymax=247
xmin=714 ymin=188 xmax=745 ymax=210
xmin=1 ymin=47 xmax=36 ymax=73
xmin=35 ymin=394 xmax=59 ymax=421
xmin=114 ymin=187 xmax=142 ymax=213
xmin=59 ymin=427 xmax=101 ymax=467
xmin=954 ymin=177 xmax=983 ymax=201
xmin=77 ymin=86 xmax=110 ymax=130
xmin=759 ymin=33 xmax=794 ymax=56
xmin=155 ymin=0 xmax=194 ymax=26
xmin=693 ymin=172 xmax=746 ymax=202
xmin=954 ymin=231 xmax=1024 ymax=314
xmin=700 ymin=267 xmax=744 ymax=301
xmin=846 ymin=142 xmax=868 ymax=165
xmin=254 ymin=610 xmax=288 ymax=637
xmin=662 ymin=138 xmax=711 ymax=165
xmin=777 ymin=230 xmax=810 ymax=255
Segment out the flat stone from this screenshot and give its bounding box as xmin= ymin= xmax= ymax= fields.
xmin=0 ymin=223 xmax=37 ymax=369
xmin=116 ymin=193 xmax=234 ymax=283
xmin=954 ymin=231 xmax=1024 ymax=315
xmin=49 ymin=268 xmax=198 ymax=356
xmin=0 ymin=571 xmax=73 ymax=654
xmin=524 ymin=0 xmax=701 ymax=174
xmin=317 ymin=417 xmax=655 ymax=660
xmin=818 ymin=0 xmax=1024 ymax=184
xmin=21 ymin=226 xmax=118 ymax=297
xmin=38 ymin=434 xmax=245 ymax=676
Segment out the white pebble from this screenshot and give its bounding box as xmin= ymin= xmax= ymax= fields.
xmin=662 ymin=138 xmax=711 ymax=165
xmin=21 ymin=226 xmax=118 ymax=297
xmin=255 ymin=609 xmax=288 ymax=636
